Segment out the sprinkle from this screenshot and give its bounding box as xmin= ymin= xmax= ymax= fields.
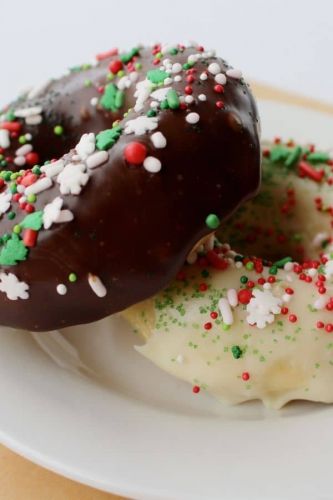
xmin=27 ymin=79 xmax=52 ymax=99
xmin=231 ymin=345 xmax=242 ymax=359
xmin=226 ymin=68 xmax=243 ymax=79
xmin=124 ymin=142 xmax=147 ymax=165
xmin=215 ymin=73 xmax=227 ymax=85
xmin=192 ymin=385 xmax=200 ymax=394
xmin=21 ymin=211 xmax=43 ymax=230
xmin=205 ymin=213 xmax=220 ymax=229
xmin=166 ymin=89 xmax=180 ymax=109
xmin=0 ymin=130 xmax=10 ymax=149
xmin=57 ymin=163 xmax=89 ymax=195
xmin=171 ymin=62 xmax=182 ymax=74
xmin=68 ymin=273 xmax=77 ymax=283
xmin=185 ymin=95 xmax=194 ymax=104
xmin=14 ymin=106 xmax=43 ymax=118
xmin=198 ymin=94 xmax=207 ymax=101
xmin=274 ymin=256 xmax=293 ymax=269
xmin=76 ymin=133 xmax=95 ymax=160
xmin=200 ymin=72 xmax=208 ymax=80
xmin=299 ymin=161 xmax=324 ymax=182
xmin=54 ymin=125 xmax=64 ymax=136
xmin=25 ymin=177 xmax=52 ymax=196
xmin=0 ymin=192 xmax=12 ymax=214
xmin=242 ymin=372 xmax=250 ymax=381
xmin=15 ymin=144 xmax=32 ymax=156
xmin=41 ymin=159 xmax=64 ymax=178
xmin=143 ymin=156 xmax=162 ymax=173
xmin=25 ymin=115 xmax=42 ymax=125
xmin=227 ymin=288 xmax=238 ymax=307
xmin=151 ymin=131 xmax=167 ymax=149
xmin=147 ymin=69 xmax=168 ymax=84
xmin=218 ymin=298 xmax=234 ymax=325
xmin=14 ymin=156 xmax=26 ymax=167
xmin=56 ymin=284 xmax=67 ymax=295
xmin=88 ymin=273 xmax=107 ymax=298
xmin=124 ymin=116 xmax=158 ymax=135
xmin=0 ymin=234 xmax=28 ymax=266
xmin=208 ymin=62 xmax=221 ymax=75
xmin=246 ymin=289 xmax=282 ymax=329
xmin=43 ymin=197 xmax=63 ymax=229
xmin=86 ymin=150 xmax=109 ymax=169
xmin=0 ymin=272 xmax=29 ymax=300
xmin=238 ymin=289 xmax=252 ymax=305
xmin=23 ymin=228 xmax=38 ymax=247
xmin=186 ymin=112 xmax=200 ymax=124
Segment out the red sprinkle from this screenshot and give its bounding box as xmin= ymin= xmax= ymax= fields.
xmin=242 ymin=372 xmax=250 ymax=381
xmin=199 ymin=283 xmax=208 ymax=292
xmin=25 ymin=152 xmax=39 ymax=167
xmin=0 ymin=121 xmax=22 ymax=132
xmin=204 ymin=322 xmax=212 ymax=330
xmin=238 ymin=289 xmax=252 ymax=305
xmin=214 ymin=84 xmax=224 ymax=94
xmin=299 ymin=161 xmax=324 ymax=182
xmin=109 ymin=60 xmax=123 ymax=74
xmin=216 ymin=100 xmax=224 ymax=109
xmin=23 ymin=229 xmax=38 ymax=247
xmin=192 ymin=385 xmax=200 ymax=394
xmin=210 ymin=311 xmax=218 ymax=319
xmin=96 ymin=48 xmax=118 ymax=61
xmin=289 ymin=314 xmax=297 ymax=323
xmin=124 ymin=142 xmax=147 ymax=165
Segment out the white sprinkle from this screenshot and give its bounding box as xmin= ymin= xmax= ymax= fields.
xmin=15 ymin=144 xmax=33 ymax=156
xmin=215 ymin=73 xmax=227 ymax=85
xmin=151 ymin=131 xmax=167 ymax=149
xmin=227 ymin=289 xmax=238 ymax=308
xmin=86 ymin=150 xmax=109 ymax=169
xmin=204 ymin=234 xmax=215 ymax=252
xmin=57 ymin=162 xmax=89 ymax=195
xmin=43 ymin=196 xmax=63 ymax=229
xmin=312 ymin=232 xmax=329 ymax=249
xmin=25 ymin=133 xmax=32 ymax=141
xmin=17 ymin=185 xmax=25 ymax=194
xmin=200 ymin=72 xmax=208 ymax=80
xmin=14 ymin=106 xmax=43 ymax=118
xmin=151 ymin=87 xmax=171 ymax=102
xmin=76 ymin=133 xmax=95 ymax=160
xmin=308 ymin=268 xmax=317 ymax=278
xmin=143 ymin=156 xmax=162 ymax=173
xmin=0 ymin=272 xmax=29 ymax=300
xmin=171 ymin=63 xmax=182 ymax=74
xmin=56 ymin=284 xmax=67 ymax=295
xmin=90 ymin=97 xmax=98 ymax=107
xmin=284 ymin=262 xmax=293 ymax=271
xmin=314 ymin=295 xmax=328 ymax=310
xmin=198 ymin=94 xmax=207 ymax=101
xmin=88 ymin=273 xmax=107 ymax=298
xmin=218 ymin=298 xmax=234 ymax=325
xmin=0 ymin=130 xmax=10 ymax=149
xmin=235 ymin=261 xmax=243 ymax=269
xmin=150 ymin=101 xmax=159 ymax=108
xmin=263 ymin=282 xmax=271 ymax=290
xmin=226 ymin=68 xmax=243 ymax=79
xmin=0 ymin=192 xmax=12 ymax=214
xmin=186 ymin=112 xmax=200 ymax=124
xmin=41 ymin=159 xmax=64 ymax=178
xmin=25 ymin=114 xmax=42 ymax=125
xmin=55 ymin=209 xmax=74 ymax=224
xmin=25 ymin=177 xmax=52 ymax=195
xmin=208 ymin=62 xmax=221 ymax=75
xmin=14 ymin=156 xmax=26 ymax=166
xmin=164 ymin=77 xmax=173 ymax=85
xmin=28 ymin=79 xmax=51 ymax=99
xmin=188 ymin=53 xmax=201 ymax=64
xmin=174 ymin=75 xmax=182 ymax=82
xmin=175 ymin=354 xmax=184 ymax=364
xmin=185 ymin=95 xmax=194 ymax=104
xmin=124 ymin=115 xmax=158 ymax=136
xmin=282 ymin=294 xmax=292 ymax=303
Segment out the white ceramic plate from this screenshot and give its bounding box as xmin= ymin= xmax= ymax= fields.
xmin=1 ymin=100 xmax=333 ymax=500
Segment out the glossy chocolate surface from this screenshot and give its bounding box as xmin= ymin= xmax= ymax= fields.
xmin=0 ymin=45 xmax=260 ymax=330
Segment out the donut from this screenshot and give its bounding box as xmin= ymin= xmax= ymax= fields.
xmin=123 ymin=139 xmax=333 ymax=409
xmin=0 ymin=44 xmax=260 ymax=331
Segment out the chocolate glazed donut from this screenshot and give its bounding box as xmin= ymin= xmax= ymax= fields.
xmin=0 ymin=44 xmax=260 ymax=331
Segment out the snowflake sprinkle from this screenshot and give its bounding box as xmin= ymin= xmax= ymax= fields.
xmin=0 ymin=272 xmax=29 ymax=300
xmin=246 ymin=289 xmax=282 ymax=329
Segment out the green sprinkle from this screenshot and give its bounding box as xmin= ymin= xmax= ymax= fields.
xmin=68 ymin=273 xmax=77 ymax=283
xmin=147 ymin=69 xmax=168 ymax=84
xmin=231 ymin=345 xmax=242 ymax=359
xmin=146 ymin=109 xmax=157 ymax=117
xmin=100 ymin=83 xmax=118 ymax=111
xmin=20 ymin=211 xmax=43 ymax=231
xmin=205 ymin=214 xmax=220 ymax=229
xmin=27 ymin=194 xmax=37 ymax=203
xmin=234 ymin=255 xmax=243 ymax=262
xmin=9 ymin=183 xmax=17 ymax=194
xmin=117 ymin=70 xmax=125 ymax=77
xmin=0 ymin=233 xmax=28 ymax=266
xmin=96 ymin=126 xmax=122 ymax=151
xmin=307 ymin=151 xmax=330 ymax=163
xmin=13 ymin=225 xmax=21 ymax=234
xmin=166 ymin=89 xmax=180 ymax=109
xmin=245 ymin=262 xmax=254 ymax=271
xmin=183 ymin=63 xmax=191 ymax=70
xmin=240 ymin=275 xmax=248 ymax=284
xmin=10 ymin=173 xmax=17 ymax=181
xmin=18 ymin=135 xmax=27 ymax=145
xmin=135 ymin=62 xmax=142 ymax=70
xmin=269 ymin=265 xmax=278 ymax=275
xmin=120 ymin=47 xmax=140 ymax=64
xmin=32 ymin=166 xmax=41 ymax=175
xmin=115 ymin=90 xmax=125 ymax=109
xmin=5 ymin=110 xmax=15 ymax=122
xmin=285 ymin=146 xmax=302 ymax=167
xmin=201 ymin=269 xmax=209 ymax=278
xmin=270 ymin=145 xmax=289 ymax=163
xmin=7 ymin=212 xmax=15 ymax=220
xmin=273 ymin=256 xmax=292 ymax=268
xmin=54 ymin=125 xmax=64 ymax=136
xmin=222 ymin=323 xmax=230 ymax=331
xmin=160 ymin=100 xmax=169 ymax=110
xmin=2 ymin=233 xmax=10 ymax=242
xmin=169 ymin=48 xmax=178 ymax=55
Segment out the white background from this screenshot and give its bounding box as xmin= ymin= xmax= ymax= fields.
xmin=1 ymin=0 xmax=333 ymax=104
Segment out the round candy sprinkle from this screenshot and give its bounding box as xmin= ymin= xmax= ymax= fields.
xmin=56 ymin=284 xmax=67 ymax=295
xmin=143 ymin=156 xmax=162 ymax=173
xmin=215 ymin=73 xmax=227 ymax=85
xmin=186 ymin=112 xmax=200 ymax=124
xmin=208 ymin=62 xmax=221 ymax=75
xmin=242 ymin=372 xmax=250 ymax=381
xmin=68 ymin=273 xmax=77 ymax=283
xmin=205 ymin=213 xmax=220 ymax=229
xmin=124 ymin=142 xmax=147 ymax=165
xmin=54 ymin=125 xmax=64 ymax=136
xmin=192 ymin=385 xmax=200 ymax=394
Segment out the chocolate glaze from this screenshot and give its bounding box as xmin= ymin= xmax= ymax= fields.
xmin=0 ymin=45 xmax=261 ymax=331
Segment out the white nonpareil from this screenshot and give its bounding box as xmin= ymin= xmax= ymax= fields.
xmin=124 ymin=116 xmax=158 ymax=135
xmin=0 ymin=129 xmax=10 ymax=149
xmin=246 ymin=289 xmax=282 ymax=329
xmin=0 ymin=272 xmax=29 ymax=300
xmin=151 ymin=131 xmax=167 ymax=149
